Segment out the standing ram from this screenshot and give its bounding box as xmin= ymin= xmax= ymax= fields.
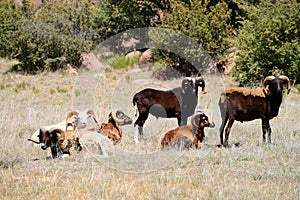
xmin=133 ymin=77 xmax=205 ymax=143
xmin=219 ymin=75 xmax=290 ymax=147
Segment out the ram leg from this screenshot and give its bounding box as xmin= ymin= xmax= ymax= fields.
xmin=267 ymin=121 xmax=272 ymax=143
xmin=224 ymin=119 xmax=234 ymax=147
xmin=219 ymin=115 xmax=228 ymax=146
xmin=134 ymin=113 xmax=148 ymax=143
xmin=176 ymin=115 xmax=182 ymax=126
xmin=262 ymin=120 xmax=272 ymax=144
xmin=180 ymin=116 xmax=188 ymax=126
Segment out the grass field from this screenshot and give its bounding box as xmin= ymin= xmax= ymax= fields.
xmin=0 ymin=58 xmax=299 ymax=199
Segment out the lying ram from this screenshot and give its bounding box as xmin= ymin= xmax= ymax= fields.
xmin=133 ymin=77 xmax=205 ymax=143
xmin=161 ymin=111 xmax=215 ymax=149
xmin=28 ymin=109 xmax=132 ymax=158
xmin=34 ymin=128 xmax=82 ymax=158
xmin=95 ymin=110 xmax=133 ymax=144
xmin=29 ymin=109 xmax=98 ymax=144
xmin=219 ymin=75 xmax=290 ymax=147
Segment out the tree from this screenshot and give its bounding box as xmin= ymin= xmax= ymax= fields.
xmin=234 ymin=0 xmax=300 ymax=85
xmin=92 ymin=0 xmax=158 ymax=41
xmin=154 ymin=0 xmax=234 ymax=75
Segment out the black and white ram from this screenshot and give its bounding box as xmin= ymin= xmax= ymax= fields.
xmin=132 ymin=77 xmax=205 ymax=143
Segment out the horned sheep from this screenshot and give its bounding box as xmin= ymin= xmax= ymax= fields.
xmin=132 ymin=77 xmax=205 ymax=143
xmin=219 ymin=75 xmax=291 ymax=147
xmin=161 ymin=111 xmax=215 ymax=149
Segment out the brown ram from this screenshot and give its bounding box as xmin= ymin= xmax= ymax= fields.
xmin=161 ymin=111 xmax=214 ymax=149
xmin=133 ymin=77 xmax=205 ymax=143
xmin=96 ymin=110 xmax=133 ymax=144
xmin=219 ymin=75 xmax=290 ymax=147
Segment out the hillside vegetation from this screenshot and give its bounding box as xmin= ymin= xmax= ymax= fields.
xmin=0 ymin=0 xmax=299 ymax=85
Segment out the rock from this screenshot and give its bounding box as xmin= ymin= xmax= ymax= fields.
xmin=125 ymin=50 xmax=141 ymax=60
xmin=139 ymin=49 xmax=154 ymax=64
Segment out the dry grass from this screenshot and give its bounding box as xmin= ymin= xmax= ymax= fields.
xmin=0 ymin=59 xmax=299 ymax=199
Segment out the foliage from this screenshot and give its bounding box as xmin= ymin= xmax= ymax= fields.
xmin=160 ymin=0 xmax=233 ymax=58
xmin=0 ymin=0 xmax=299 ymax=82
xmin=234 ymin=0 xmax=300 ymax=85
xmin=110 ymin=53 xmax=140 ymax=69
xmin=0 ymin=0 xmax=24 ymax=57
xmin=11 ymin=0 xmax=94 ymax=73
xmin=92 ymin=0 xmax=157 ymax=41
xmin=154 ymin=0 xmax=234 ymax=75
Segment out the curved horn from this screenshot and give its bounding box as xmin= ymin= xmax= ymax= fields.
xmin=87 ymin=109 xmax=98 ymax=124
xmin=86 ymin=109 xmax=96 ymax=118
xmin=263 ymin=76 xmax=276 ymax=88
xmin=279 ymin=75 xmax=291 ymax=94
xmin=110 ymin=111 xmax=124 ymax=123
xmin=66 ymin=111 xmax=79 ymax=121
xmin=191 ymin=111 xmax=203 ymax=128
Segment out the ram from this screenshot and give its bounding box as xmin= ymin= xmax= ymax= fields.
xmin=161 ymin=111 xmax=214 ymax=149
xmin=29 ymin=109 xmax=98 ymax=144
xmin=32 ymin=128 xmax=82 ymax=158
xmin=219 ymin=75 xmax=290 ymax=147
xmin=133 ymin=77 xmax=205 ymax=143
xmin=96 ymin=110 xmax=133 ymax=144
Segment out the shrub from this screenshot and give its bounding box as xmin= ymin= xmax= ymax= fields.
xmin=234 ymin=0 xmax=300 ymax=85
xmin=0 ymin=0 xmax=24 ymax=57
xmin=110 ymin=54 xmax=140 ymax=69
xmin=11 ymin=0 xmax=94 ymax=73
xmin=156 ymin=0 xmax=234 ymax=74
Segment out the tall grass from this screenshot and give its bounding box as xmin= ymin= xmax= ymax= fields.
xmin=0 ymin=61 xmax=299 ymax=199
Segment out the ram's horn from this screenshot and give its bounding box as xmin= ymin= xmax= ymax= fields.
xmin=110 ymin=111 xmax=124 ymax=124
xmin=263 ymin=76 xmax=276 ymax=88
xmin=278 ymin=75 xmax=291 ymax=95
xmin=191 ymin=111 xmax=203 ymax=128
xmin=86 ymin=109 xmax=96 ymax=118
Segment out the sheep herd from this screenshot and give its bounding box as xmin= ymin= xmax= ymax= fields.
xmin=28 ymin=74 xmax=291 ymax=159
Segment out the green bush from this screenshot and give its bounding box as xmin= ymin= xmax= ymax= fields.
xmin=234 ymin=0 xmax=300 ymax=85
xmin=92 ymin=0 xmax=157 ymax=39
xmin=161 ymin=0 xmax=233 ymax=56
xmin=156 ymin=0 xmax=234 ymax=74
xmin=10 ymin=0 xmax=94 ymax=73
xmin=111 ymin=54 xmax=140 ymax=69
xmin=0 ymin=0 xmax=24 ymax=57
